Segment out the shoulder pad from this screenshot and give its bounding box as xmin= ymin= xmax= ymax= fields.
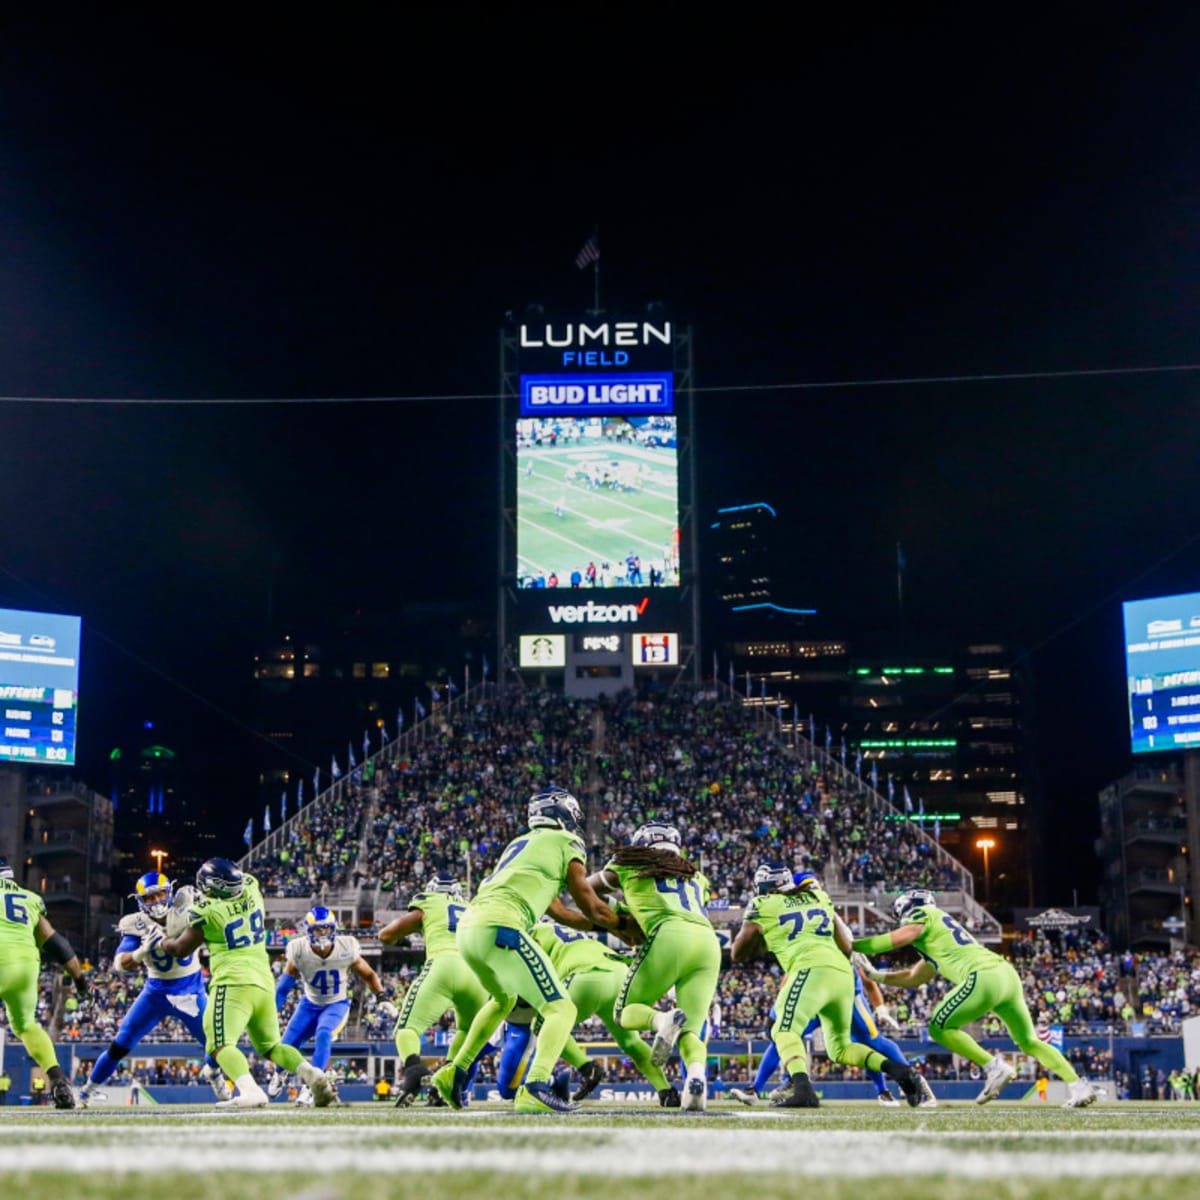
xmin=568 ymin=835 xmax=586 ymax=855
xmin=908 ymin=908 xmax=931 ymax=924
xmin=409 ymin=893 xmax=429 ymax=909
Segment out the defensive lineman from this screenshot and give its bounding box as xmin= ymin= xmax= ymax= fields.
xmin=79 ymin=872 xmax=227 ymax=1106
xmin=159 ymin=857 xmax=336 ymax=1108
xmin=268 ymin=906 xmax=392 ymax=1105
xmin=853 ymin=888 xmax=1104 ymax=1107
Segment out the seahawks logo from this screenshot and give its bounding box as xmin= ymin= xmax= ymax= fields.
xmin=778 ymin=969 xmax=810 ymax=1033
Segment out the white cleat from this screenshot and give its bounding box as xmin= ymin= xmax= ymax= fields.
xmin=681 ymin=1064 xmax=707 ymax=1112
xmin=918 ymin=1075 xmax=939 ymax=1108
xmin=78 ymin=1088 xmax=107 ymax=1110
xmin=266 ymin=1071 xmax=286 ymax=1099
xmin=877 ymin=1090 xmax=901 ymax=1107
xmin=729 ymin=1087 xmax=759 ymax=1106
xmin=1063 ymin=1079 xmax=1105 ymax=1109
xmin=650 ymin=1007 xmax=687 ymax=1067
xmin=975 ymin=1055 xmax=1017 ymax=1105
xmin=768 ymin=1082 xmax=791 ymax=1104
xmin=216 ymin=1085 xmax=269 ymax=1110
xmin=294 ymin=1085 xmax=314 ymax=1107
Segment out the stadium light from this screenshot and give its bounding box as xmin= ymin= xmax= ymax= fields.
xmin=150 ymin=848 xmax=167 ymax=874
xmin=975 ymin=837 xmax=996 ymax=903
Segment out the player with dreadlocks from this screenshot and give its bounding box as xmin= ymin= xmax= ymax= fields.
xmin=587 ymin=822 xmax=721 ymax=1111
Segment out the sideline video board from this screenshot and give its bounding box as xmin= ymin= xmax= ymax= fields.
xmin=1123 ymin=590 xmax=1200 ymax=754
xmin=0 ymin=606 xmax=82 ymax=765
xmin=516 ymin=317 xmax=680 ymax=591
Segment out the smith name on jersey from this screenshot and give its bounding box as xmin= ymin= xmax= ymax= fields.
xmin=286 ymin=934 xmax=362 ymax=1005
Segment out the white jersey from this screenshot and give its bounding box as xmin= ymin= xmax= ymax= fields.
xmin=286 ymin=933 xmax=361 ymax=1005
xmin=118 ymin=911 xmax=203 ymax=981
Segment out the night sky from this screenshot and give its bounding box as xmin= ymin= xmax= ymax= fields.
xmin=2 ymin=11 xmax=1199 ymax=901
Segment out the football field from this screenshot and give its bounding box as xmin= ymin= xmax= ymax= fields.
xmin=4 ymin=1102 xmax=1199 ymax=1200
xmin=516 ymin=434 xmax=679 ymax=587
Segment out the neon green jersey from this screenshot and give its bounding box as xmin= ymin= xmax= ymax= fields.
xmin=461 ymin=827 xmax=586 ymax=933
xmin=410 ymin=891 xmax=468 ymax=960
xmin=0 ymin=878 xmax=44 ymax=961
xmin=905 ymin=903 xmax=999 ymax=984
xmin=744 ymin=885 xmax=850 ymax=974
xmin=186 ymin=873 xmax=274 ymax=988
xmin=606 ymin=861 xmax=713 ymax=935
xmin=530 ymin=921 xmax=628 ymax=976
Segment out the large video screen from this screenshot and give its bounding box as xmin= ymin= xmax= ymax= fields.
xmin=1123 ymin=590 xmax=1200 ymax=754
xmin=0 ymin=606 xmax=82 ymax=765
xmin=515 ymin=415 xmax=680 ymax=589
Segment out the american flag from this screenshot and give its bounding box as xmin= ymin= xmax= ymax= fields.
xmin=574 ymin=233 xmax=600 ymax=269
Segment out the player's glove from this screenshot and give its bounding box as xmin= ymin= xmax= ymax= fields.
xmin=377 ymin=1000 xmax=399 ymax=1021
xmin=74 ymin=974 xmax=91 ymax=997
xmin=131 ymin=925 xmax=165 ymax=964
xmin=873 ymin=1004 xmax=901 ymax=1032
xmin=610 ymin=902 xmax=646 ymax=947
xmin=852 ymin=951 xmax=884 ymax=983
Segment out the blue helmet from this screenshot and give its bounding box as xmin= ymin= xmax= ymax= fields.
xmin=792 ymin=870 xmax=821 ymax=893
xmin=528 ymin=787 xmax=583 ymax=833
xmin=753 ymin=863 xmax=793 ymax=894
xmin=134 ymin=871 xmax=173 ymax=919
xmin=196 ymin=857 xmax=245 ymax=900
xmin=0 ymin=856 xmax=13 ymax=881
xmin=631 ymin=822 xmax=682 ymax=853
xmin=893 ymin=888 xmax=935 ymax=923
xmin=305 ymin=906 xmax=337 ymax=951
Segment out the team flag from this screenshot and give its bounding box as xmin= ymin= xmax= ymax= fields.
xmin=263 ymin=804 xmax=272 ymax=833
xmin=840 ymin=736 xmax=847 ymax=767
xmin=887 ymin=774 xmax=895 ymax=803
xmin=903 ymin=785 xmax=913 ymax=814
xmin=871 ymin=760 xmax=879 ymax=790
xmin=482 ymin=653 xmax=489 ymax=679
xmin=855 ymin=747 xmax=863 ymax=776
xmin=415 ymin=697 xmax=427 ymax=721
xmin=281 ymin=790 xmax=287 ymax=823
xmin=312 ymin=766 xmax=320 ymax=795
xmin=575 ymin=232 xmax=600 ymax=269
xmin=431 ymin=687 xmax=441 ymax=705
xmin=397 ymin=707 xmax=405 ymax=731
xmin=825 ymin=724 xmax=832 ymax=753
xmin=243 ymin=818 xmax=253 ymax=847
xmin=933 ymin=816 xmax=941 ymax=842
xmin=380 ymin=723 xmax=390 ymax=745
xmin=331 ymin=755 xmax=342 ymax=780
xmin=348 ymin=742 xmax=357 ymax=770
xmin=363 ymin=730 xmax=371 ymax=759
xmin=298 ymin=778 xmax=304 ymax=807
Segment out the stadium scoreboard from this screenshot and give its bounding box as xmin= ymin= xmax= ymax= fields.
xmin=1123 ymin=590 xmax=1200 ymax=754
xmin=0 ymin=606 xmax=82 ymax=766
xmin=501 ymin=308 xmax=696 ymax=691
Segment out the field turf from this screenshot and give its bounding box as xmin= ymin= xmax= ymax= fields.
xmin=3 ymin=1101 xmax=1198 ymax=1200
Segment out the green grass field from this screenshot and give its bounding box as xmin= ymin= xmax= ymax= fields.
xmin=516 ymin=431 xmax=679 ymax=587
xmin=5 ymin=1101 xmax=1200 ymax=1200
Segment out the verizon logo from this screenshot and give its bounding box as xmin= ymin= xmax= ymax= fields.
xmin=547 ymin=598 xmax=650 ymax=624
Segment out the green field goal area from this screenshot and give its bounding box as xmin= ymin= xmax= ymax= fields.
xmin=516 ymin=436 xmax=680 ymax=588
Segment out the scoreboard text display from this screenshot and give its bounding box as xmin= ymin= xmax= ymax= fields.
xmin=515 ymin=317 xmax=680 ymax=593
xmin=1123 ymin=590 xmax=1200 ymax=754
xmin=0 ymin=606 xmax=82 ymax=765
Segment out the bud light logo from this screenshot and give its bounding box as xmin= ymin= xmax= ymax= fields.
xmin=520 ymin=374 xmax=674 ymax=416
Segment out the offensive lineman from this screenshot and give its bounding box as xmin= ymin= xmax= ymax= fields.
xmin=79 ymin=872 xmax=227 ymax=1106
xmin=0 ymin=856 xmax=87 ymax=1108
xmin=731 ymin=863 xmax=923 ymax=1108
xmin=159 ymin=857 xmax=336 ymax=1108
xmin=268 ymin=905 xmax=393 ymax=1105
xmin=377 ymin=873 xmax=486 ymax=1106
xmin=852 ymin=887 xmax=1104 ymax=1107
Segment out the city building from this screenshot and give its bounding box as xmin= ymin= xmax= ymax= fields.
xmin=1097 ymin=760 xmax=1198 ymax=950
xmin=0 ymin=763 xmax=117 ymax=954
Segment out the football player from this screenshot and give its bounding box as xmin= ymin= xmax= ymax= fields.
xmin=529 ymin=918 xmax=679 ymax=1105
xmin=377 ymin=873 xmax=486 ymax=1106
xmin=79 ymin=872 xmax=227 ymax=1107
xmin=731 ymin=863 xmax=923 ymax=1108
xmin=158 ymin=857 xmax=336 ymax=1108
xmin=268 ymin=906 xmax=393 ymax=1105
xmin=587 ymin=821 xmax=722 ymax=1111
xmin=428 ymin=787 xmax=623 ymax=1114
xmin=853 ymin=887 xmax=1104 ymax=1108
xmin=0 ymin=856 xmax=86 ymax=1108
